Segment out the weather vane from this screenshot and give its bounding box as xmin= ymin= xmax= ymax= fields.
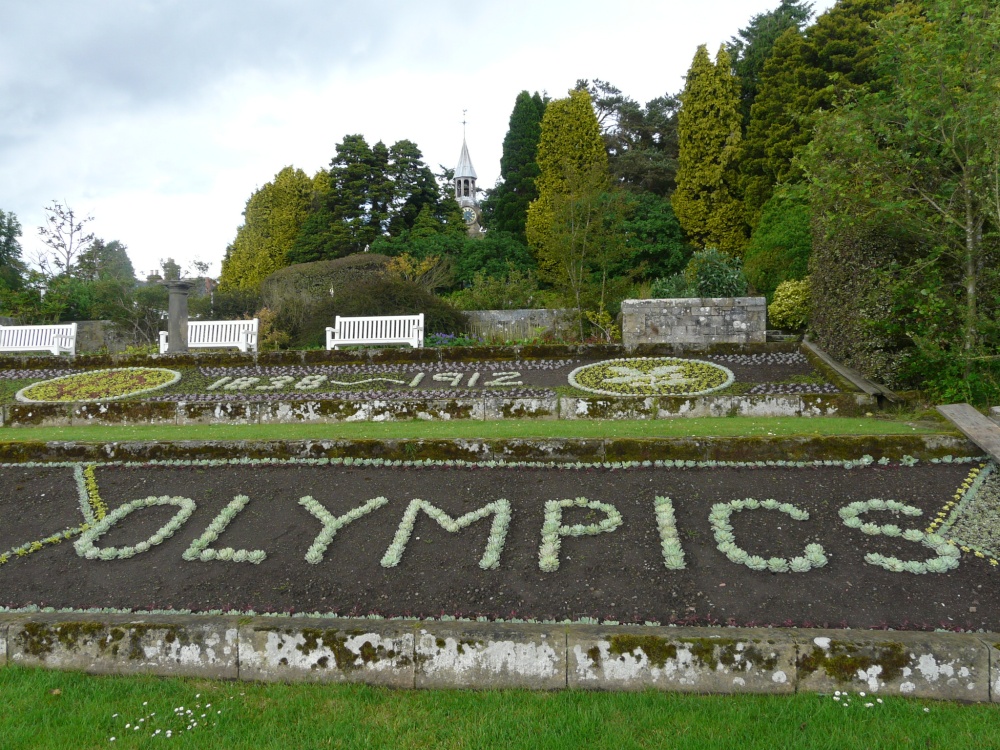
xmin=462 ymin=109 xmax=467 ymax=138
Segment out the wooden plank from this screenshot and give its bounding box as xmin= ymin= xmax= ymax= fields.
xmin=801 ymin=338 xmax=900 ymax=403
xmin=937 ymin=403 xmax=1000 ymax=463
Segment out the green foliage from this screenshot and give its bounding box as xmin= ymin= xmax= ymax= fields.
xmin=807 ymin=222 xmax=918 ymax=386
xmin=671 ymin=45 xmax=747 ymax=254
xmin=579 ymin=79 xmax=680 ymax=196
xmin=743 ymin=183 xmax=812 ymax=299
xmin=803 ymin=0 xmax=1000 ymax=402
xmin=219 ymin=166 xmax=312 ymax=290
xmin=75 ymin=239 xmax=136 ymax=283
xmin=189 ymin=287 xmax=261 ymax=321
xmin=526 ymin=88 xmax=609 ymax=267
xmin=768 ymin=277 xmax=811 ymax=330
xmin=481 ymin=91 xmax=546 ymax=243
xmin=448 ymin=266 xmax=541 ymax=311
xmin=261 ymin=254 xmax=392 ymax=338
xmin=618 ymin=191 xmax=693 ymax=281
xmin=287 ymin=136 xmax=452 ymax=264
xmin=0 ymin=208 xmax=25 ymax=294
xmin=371 ymin=230 xmax=536 ymax=288
xmin=652 ymin=248 xmax=748 ymax=298
xmin=727 ymin=0 xmax=815 ymax=126
xmin=740 ymin=0 xmax=897 ymax=227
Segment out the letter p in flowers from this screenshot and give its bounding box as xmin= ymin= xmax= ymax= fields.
xmin=538 ymin=498 xmax=623 ymax=572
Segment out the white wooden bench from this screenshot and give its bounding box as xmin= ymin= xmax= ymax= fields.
xmin=0 ymin=323 xmax=77 ymax=356
xmin=326 ymin=314 xmax=424 ymax=350
xmin=159 ymin=318 xmax=258 ymax=354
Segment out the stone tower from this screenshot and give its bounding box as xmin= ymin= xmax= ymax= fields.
xmin=455 ymin=123 xmax=484 ymax=237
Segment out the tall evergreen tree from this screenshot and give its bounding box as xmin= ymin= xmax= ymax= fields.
xmin=671 ymin=45 xmax=747 ymax=254
xmin=740 ymin=0 xmax=897 ymax=227
xmin=0 ymin=208 xmax=25 ymax=292
xmin=727 ymin=0 xmax=815 ymax=127
xmin=526 ymin=88 xmax=609 ymax=270
xmin=289 ymin=136 xmax=453 ymax=264
xmin=481 ymin=91 xmax=547 ymax=243
xmin=220 ymin=166 xmax=313 ymax=289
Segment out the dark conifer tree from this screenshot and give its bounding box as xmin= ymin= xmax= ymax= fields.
xmin=480 ymin=91 xmax=547 ymax=243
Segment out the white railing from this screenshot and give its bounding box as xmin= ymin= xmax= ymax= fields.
xmin=159 ymin=318 xmax=258 ymax=354
xmin=0 ymin=323 xmax=77 ymax=356
xmin=326 ymin=314 xmax=424 ymax=350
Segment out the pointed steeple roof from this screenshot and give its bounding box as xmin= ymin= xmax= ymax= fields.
xmin=455 ymin=138 xmax=477 ymax=179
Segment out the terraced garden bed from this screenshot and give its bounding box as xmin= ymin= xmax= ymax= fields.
xmin=2 ymin=456 xmax=996 ymax=631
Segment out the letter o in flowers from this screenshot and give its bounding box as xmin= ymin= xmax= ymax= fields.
xmin=74 ymin=496 xmax=196 ymax=561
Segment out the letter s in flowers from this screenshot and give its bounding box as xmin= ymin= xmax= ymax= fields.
xmin=838 ymin=499 xmax=960 ymax=574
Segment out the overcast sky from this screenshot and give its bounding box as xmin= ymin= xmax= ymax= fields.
xmin=0 ymin=0 xmax=836 ymax=279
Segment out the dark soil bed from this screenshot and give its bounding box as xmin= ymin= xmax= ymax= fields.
xmin=2 ymin=461 xmax=993 ymax=630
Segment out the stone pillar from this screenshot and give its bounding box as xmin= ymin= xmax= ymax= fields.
xmin=162 ymin=279 xmax=194 ymax=354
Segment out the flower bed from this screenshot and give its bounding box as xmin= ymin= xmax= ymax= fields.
xmin=1 ymin=455 xmax=996 ymax=630
xmin=15 ymin=367 xmax=180 ymax=403
xmin=0 ymin=352 xmax=844 ymax=407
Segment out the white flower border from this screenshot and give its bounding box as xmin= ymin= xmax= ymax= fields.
xmin=567 ymin=357 xmax=736 ymax=397
xmin=15 ymin=367 xmax=181 ymax=404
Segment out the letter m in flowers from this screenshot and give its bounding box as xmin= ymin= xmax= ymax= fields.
xmin=380 ymin=499 xmax=512 ymax=570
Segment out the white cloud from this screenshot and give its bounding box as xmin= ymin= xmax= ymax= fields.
xmin=0 ymin=0 xmax=837 ymax=277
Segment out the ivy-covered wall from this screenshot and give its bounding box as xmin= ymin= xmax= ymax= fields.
xmin=808 ymin=222 xmax=918 ymax=387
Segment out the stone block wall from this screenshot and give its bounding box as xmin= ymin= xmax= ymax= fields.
xmin=465 ymin=309 xmax=572 ymax=341
xmin=620 ymin=298 xmax=767 ymax=347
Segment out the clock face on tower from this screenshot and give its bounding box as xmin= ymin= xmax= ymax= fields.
xmin=462 ymin=207 xmax=476 ymax=225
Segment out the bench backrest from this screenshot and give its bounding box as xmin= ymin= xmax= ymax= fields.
xmin=0 ymin=323 xmax=77 ymax=354
xmin=188 ymin=319 xmax=258 ymax=347
xmin=334 ymin=314 xmax=423 ymax=342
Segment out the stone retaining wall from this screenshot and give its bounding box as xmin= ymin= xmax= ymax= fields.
xmin=0 ymin=392 xmax=877 ymax=429
xmin=0 ymin=434 xmax=978 ymax=465
xmin=464 ymin=309 xmax=572 ymax=341
xmin=621 ymin=298 xmax=767 ymax=347
xmin=1 ymin=613 xmax=995 ymax=701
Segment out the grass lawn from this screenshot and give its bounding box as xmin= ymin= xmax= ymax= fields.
xmin=0 ymin=416 xmax=949 ymax=444
xmin=1 ymin=666 xmax=995 ymax=750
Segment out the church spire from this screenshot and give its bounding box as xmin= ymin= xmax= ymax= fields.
xmin=455 ymin=110 xmax=478 ymax=206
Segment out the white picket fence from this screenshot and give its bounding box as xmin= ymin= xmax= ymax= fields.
xmin=0 ymin=323 xmax=77 ymax=356
xmin=159 ymin=318 xmax=259 ymax=353
xmin=326 ymin=314 xmax=424 ymax=350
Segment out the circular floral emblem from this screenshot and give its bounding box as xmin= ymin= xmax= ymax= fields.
xmin=15 ymin=367 xmax=181 ymax=403
xmin=568 ymin=357 xmax=735 ymax=397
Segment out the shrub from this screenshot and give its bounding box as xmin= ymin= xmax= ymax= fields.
xmin=650 ymin=248 xmax=748 ymax=298
xmin=448 ymin=266 xmax=540 ymax=311
xmin=260 ymin=254 xmax=392 ymax=338
xmin=743 ymin=184 xmax=812 ymax=301
xmin=767 ymin=278 xmax=810 ymax=331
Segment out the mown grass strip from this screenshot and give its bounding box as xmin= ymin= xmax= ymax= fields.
xmin=1 ymin=665 xmax=997 ymax=750
xmin=0 ymin=416 xmax=944 ymax=444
